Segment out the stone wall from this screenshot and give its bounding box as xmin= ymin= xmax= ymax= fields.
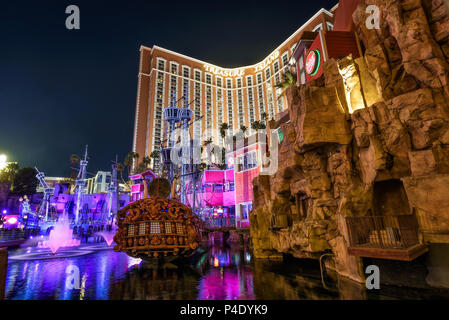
xmin=250 ymin=0 xmax=449 ymax=283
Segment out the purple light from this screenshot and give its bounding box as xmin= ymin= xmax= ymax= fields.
xmin=38 ymin=213 xmax=80 ymax=253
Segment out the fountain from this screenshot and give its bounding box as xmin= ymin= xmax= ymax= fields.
xmin=38 ymin=213 xmax=80 ymax=254
xmin=98 ymin=225 xmax=117 ymax=246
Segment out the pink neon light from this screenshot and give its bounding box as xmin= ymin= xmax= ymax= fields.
xmin=6 ymin=217 xmax=18 ymax=225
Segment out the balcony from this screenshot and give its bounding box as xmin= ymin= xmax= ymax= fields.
xmin=345 ymin=215 xmax=428 ymax=261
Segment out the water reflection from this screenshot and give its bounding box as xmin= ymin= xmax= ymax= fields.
xmin=6 ymin=249 xmax=132 ymax=300
xmin=6 ymin=243 xmax=449 ymax=300
xmin=197 ymin=246 xmax=254 ymax=300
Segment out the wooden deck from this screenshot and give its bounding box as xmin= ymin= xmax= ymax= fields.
xmin=348 ymin=243 xmax=428 ymax=261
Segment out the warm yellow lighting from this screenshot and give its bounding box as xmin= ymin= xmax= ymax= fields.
xmin=337 ymin=60 xmax=366 ymax=114
xmin=202 ymin=50 xmax=280 ymax=77
xmin=0 ymin=154 xmax=7 ymax=170
xmin=203 ymin=65 xmax=244 ymax=77
xmin=254 ymin=50 xmax=280 ymax=72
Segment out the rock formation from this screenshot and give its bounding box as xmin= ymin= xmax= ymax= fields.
xmin=250 ymin=0 xmax=449 ymax=283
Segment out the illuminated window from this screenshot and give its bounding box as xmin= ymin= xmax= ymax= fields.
xmin=128 ymin=224 xmax=135 ymax=236
xmin=237 ymin=88 xmax=244 ymax=128
xmin=182 ymin=66 xmax=190 ymax=78
xmin=265 ymin=68 xmax=275 ymax=119
xmin=157 ymin=59 xmax=166 ymax=71
xmin=236 ymin=78 xmax=242 ymax=88
xmin=170 ymin=62 xmax=178 ymax=74
xmin=138 ymin=223 xmax=146 ymax=235
xmin=206 ymin=73 xmax=212 ymax=84
xmin=281 ymin=52 xmax=289 ymax=67
xmin=176 ymin=223 xmax=184 ymax=234
xmin=165 ymin=222 xmax=173 ymax=234
xmin=194 ymin=69 xmax=202 ymax=140
xmin=150 ymin=222 xmax=161 ymax=234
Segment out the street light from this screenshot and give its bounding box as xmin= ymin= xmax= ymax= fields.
xmin=0 ymin=154 xmax=6 ymax=170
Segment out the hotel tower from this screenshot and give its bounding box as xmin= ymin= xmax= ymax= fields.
xmin=133 ymin=6 xmax=336 ymax=169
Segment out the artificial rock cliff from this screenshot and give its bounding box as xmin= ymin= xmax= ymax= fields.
xmin=250 ymin=0 xmax=449 ymax=283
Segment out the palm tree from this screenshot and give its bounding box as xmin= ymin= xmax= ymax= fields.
xmin=142 ymin=156 xmax=151 ymax=169
xmin=219 ymin=122 xmax=230 ymax=139
xmin=219 ymin=123 xmax=230 ymax=152
xmin=116 ymin=162 xmax=129 ymax=187
xmin=251 ymin=121 xmax=266 ymax=131
xmin=124 ymin=151 xmax=139 ymax=176
xmin=150 ymin=150 xmax=160 ymax=170
xmin=240 ymin=125 xmax=247 ymax=135
xmin=261 ymin=112 xmax=268 ymax=122
xmin=203 ymin=138 xmax=213 ymax=146
xmin=275 ymin=71 xmax=297 ymax=98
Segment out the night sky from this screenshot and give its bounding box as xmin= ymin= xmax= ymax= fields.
xmin=0 ymin=0 xmax=336 ymax=177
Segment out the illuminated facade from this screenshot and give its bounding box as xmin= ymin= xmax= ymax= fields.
xmin=133 ymin=7 xmax=336 ymax=169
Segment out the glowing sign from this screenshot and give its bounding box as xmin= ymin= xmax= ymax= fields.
xmin=305 ymin=49 xmax=320 ymax=76
xmin=254 ymin=50 xmax=280 ymax=73
xmin=131 ymin=184 xmax=141 ymax=193
xmin=6 ymin=217 xmax=18 ymax=225
xmin=203 ymin=50 xmax=281 ymax=77
xmin=203 ymin=65 xmax=244 ymax=77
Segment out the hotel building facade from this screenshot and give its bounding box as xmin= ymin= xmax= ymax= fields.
xmin=133 ymin=7 xmax=336 ymax=170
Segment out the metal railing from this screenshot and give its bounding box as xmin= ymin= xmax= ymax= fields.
xmin=204 ymin=217 xmax=236 ymax=229
xmin=346 ymin=215 xmax=420 ymax=249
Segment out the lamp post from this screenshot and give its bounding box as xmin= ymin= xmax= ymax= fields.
xmin=0 ymin=154 xmax=6 ymax=170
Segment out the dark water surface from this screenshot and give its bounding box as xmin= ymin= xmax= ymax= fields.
xmin=5 ymin=243 xmax=449 ymax=300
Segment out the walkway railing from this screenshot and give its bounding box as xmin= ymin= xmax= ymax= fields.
xmin=204 ymin=217 xmax=236 ymax=229
xmin=345 ymin=214 xmax=420 ymax=249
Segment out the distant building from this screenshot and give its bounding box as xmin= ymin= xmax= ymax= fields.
xmin=187 ymin=169 xmax=236 ymax=227
xmin=132 ymin=7 xmax=337 ymax=171
xmin=85 ymin=171 xmax=111 ymax=194
xmin=129 ymin=170 xmax=157 ymax=202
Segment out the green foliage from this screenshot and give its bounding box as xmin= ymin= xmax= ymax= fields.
xmin=203 ymin=138 xmax=213 ymax=146
xmin=134 ymin=162 xmax=148 ymax=174
xmin=275 ymin=71 xmax=297 ymax=97
xmin=142 ymin=156 xmax=151 ymax=166
xmin=150 ymin=150 xmax=160 ymax=159
xmin=12 ymin=167 xmax=39 ymax=196
xmin=0 ymin=162 xmax=19 ymax=184
xmin=251 ymin=120 xmax=266 ymax=131
xmin=219 ymin=122 xmax=230 ymax=139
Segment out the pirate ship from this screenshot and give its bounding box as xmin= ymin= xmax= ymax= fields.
xmin=114 ymin=85 xmax=207 ymax=261
xmin=113 ymin=178 xmax=204 ymax=261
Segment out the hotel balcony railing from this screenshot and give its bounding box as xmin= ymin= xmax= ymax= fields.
xmin=345 ymin=214 xmax=428 ymax=261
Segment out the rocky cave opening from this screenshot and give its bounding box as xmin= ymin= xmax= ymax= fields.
xmin=372 ymin=179 xmax=411 ymax=216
